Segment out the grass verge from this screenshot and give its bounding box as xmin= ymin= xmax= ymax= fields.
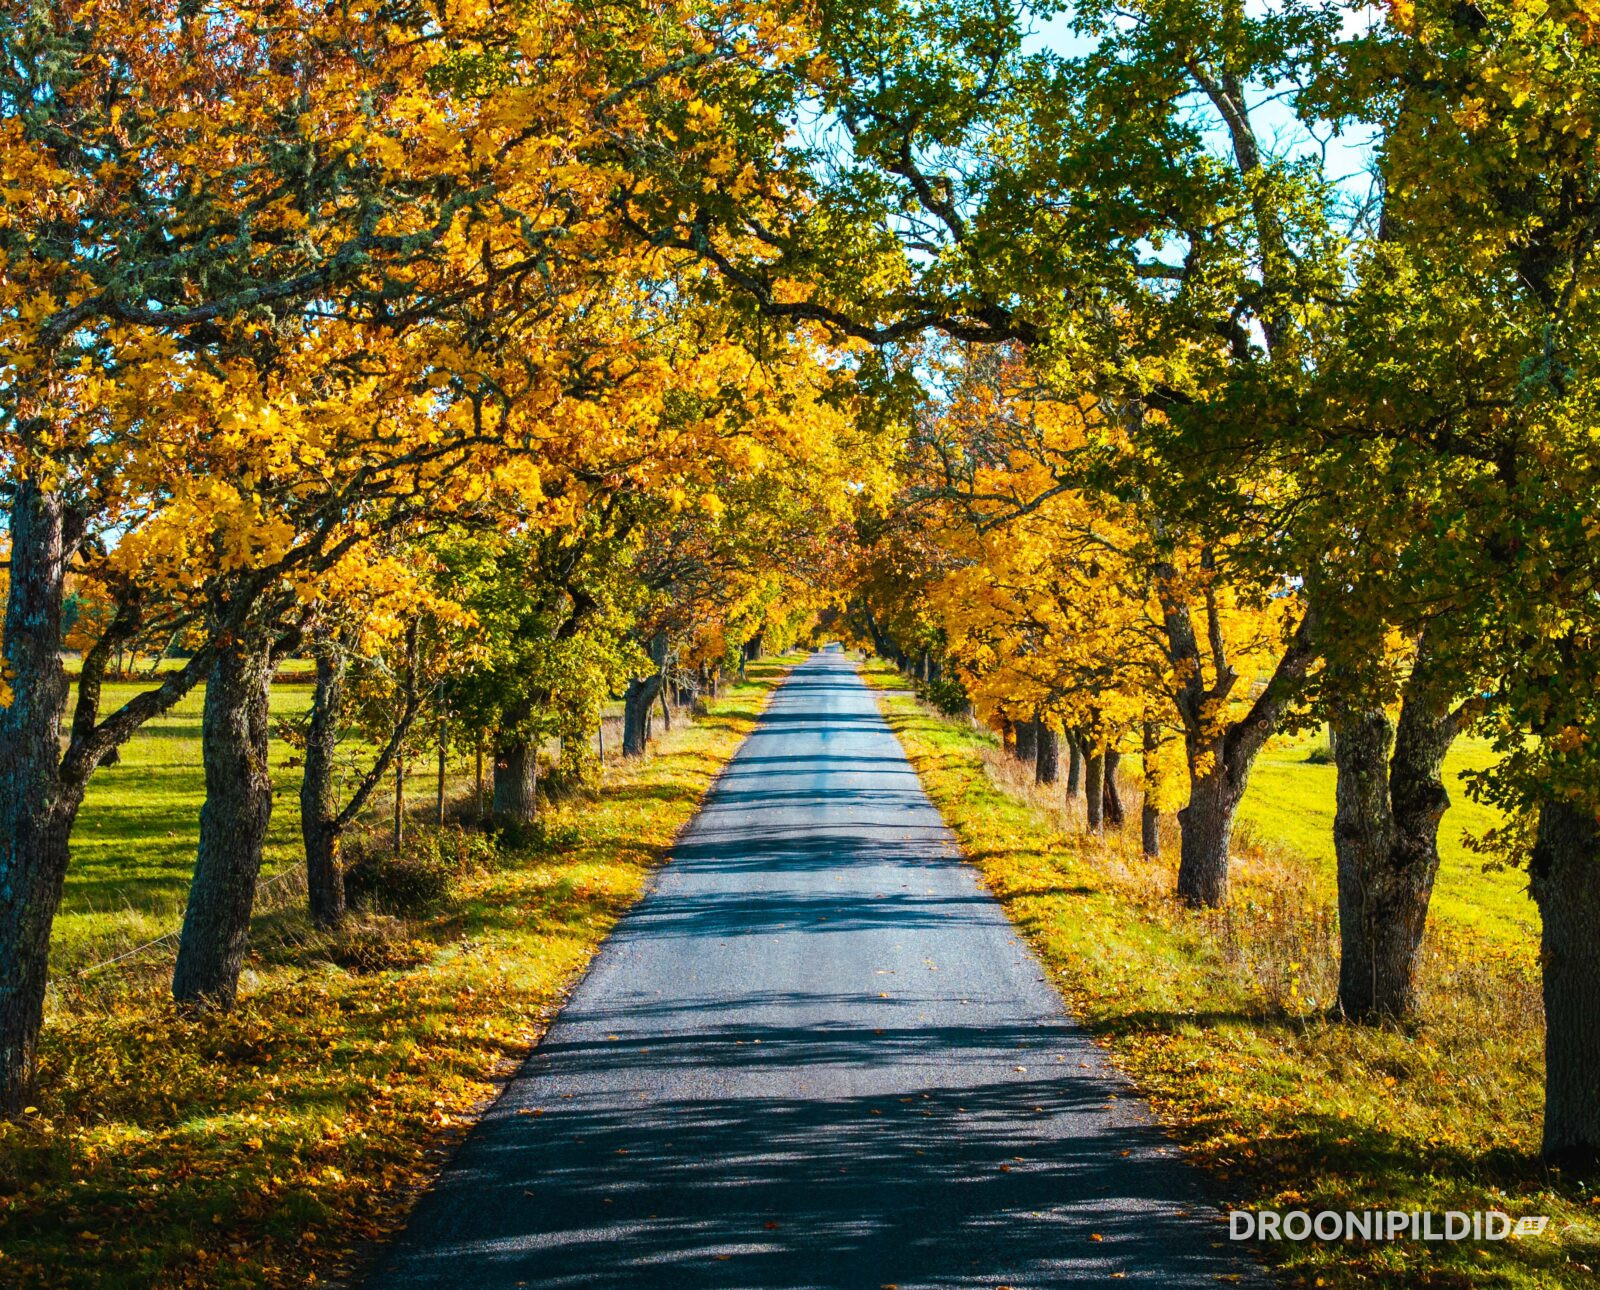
xmin=864 ymin=662 xmax=1600 ymax=1289
xmin=0 ymin=661 xmax=789 ymax=1290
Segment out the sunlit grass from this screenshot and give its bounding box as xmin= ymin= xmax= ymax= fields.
xmin=1238 ymin=729 xmax=1536 ymax=950
xmin=864 ymin=662 xmax=1599 ymax=1289
xmin=55 ymin=682 xmax=312 ymax=974
xmin=1 ymin=662 xmax=791 ymax=1290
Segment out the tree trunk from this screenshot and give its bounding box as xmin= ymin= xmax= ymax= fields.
xmin=1035 ymin=723 xmax=1060 ymax=786
xmin=475 ymin=738 xmax=485 ymax=815
xmin=623 ymin=676 xmax=656 ymax=756
xmin=1175 ymin=753 xmax=1244 ymax=906
xmin=1158 ymin=583 xmax=1318 ymax=908
xmin=624 ymin=632 xmax=669 ymax=757
xmin=1084 ymin=749 xmax=1105 ymax=834
xmin=436 ymin=721 xmax=447 ymax=826
xmin=1333 ymin=643 xmax=1462 ymax=1020
xmin=1103 ymin=746 xmax=1124 ymax=827
xmin=1333 ymin=706 xmax=1397 ymax=1019
xmin=1141 ymin=800 xmax=1161 ymax=857
xmin=1531 ymin=796 xmax=1600 ymax=1169
xmin=0 ymin=480 xmax=79 ymax=1113
xmin=658 ymin=677 xmax=673 ymax=731
xmin=1141 ymin=721 xmax=1161 ymax=859
xmin=1015 ymin=719 xmax=1038 ymax=767
xmin=393 ymin=751 xmax=406 ymax=852
xmin=173 ymin=639 xmax=274 ymax=1010
xmin=493 ymin=739 xmax=538 ymax=823
xmin=300 ymin=638 xmax=346 ymax=928
xmin=1065 ymin=734 xmax=1082 ymax=800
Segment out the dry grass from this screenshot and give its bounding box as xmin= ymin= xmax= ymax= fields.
xmin=866 ymin=666 xmax=1600 ymax=1289
xmin=0 ymin=661 xmax=793 ymax=1290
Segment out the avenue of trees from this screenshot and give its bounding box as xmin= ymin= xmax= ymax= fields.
xmin=5 ymin=0 xmax=1600 ymax=1174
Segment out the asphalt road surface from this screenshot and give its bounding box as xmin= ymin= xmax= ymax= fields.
xmin=369 ymin=647 xmax=1259 ymax=1288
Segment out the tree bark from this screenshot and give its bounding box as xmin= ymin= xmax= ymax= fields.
xmin=1015 ymin=718 xmax=1038 ymax=766
xmin=1065 ymin=734 xmax=1083 ymax=800
xmin=173 ymin=638 xmax=275 ymax=1010
xmin=393 ymin=751 xmax=406 ymax=852
xmin=493 ymin=739 xmax=538 ymax=823
xmin=1175 ymin=764 xmax=1242 ymax=906
xmin=623 ymin=675 xmax=657 ymax=756
xmin=0 ymin=480 xmax=78 ymax=1113
xmin=1084 ymin=749 xmax=1105 ymax=833
xmin=1035 ymin=722 xmax=1060 ymax=786
xmin=1141 ymin=721 xmax=1161 ymax=859
xmin=436 ymin=719 xmax=447 ymax=826
xmin=1103 ymin=746 xmax=1124 ymax=827
xmin=1158 ymin=572 xmax=1318 ymax=907
xmin=624 ymin=631 xmax=669 ymax=757
xmin=301 ymin=638 xmax=347 ymax=928
xmin=1531 ymin=795 xmax=1600 ymax=1169
xmin=1333 ymin=645 xmax=1464 ymax=1021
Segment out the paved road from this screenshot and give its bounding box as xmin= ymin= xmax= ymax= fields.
xmin=369 ymin=647 xmax=1258 ymax=1288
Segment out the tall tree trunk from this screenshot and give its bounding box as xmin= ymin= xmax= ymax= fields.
xmin=1103 ymin=746 xmax=1124 ymax=826
xmin=493 ymin=739 xmax=538 ymax=823
xmin=1084 ymin=748 xmax=1105 ymax=834
xmin=624 ymin=632 xmax=669 ymax=757
xmin=173 ymin=638 xmax=274 ymax=1010
xmin=1333 ymin=644 xmax=1463 ymax=1021
xmin=1141 ymin=721 xmax=1161 ymax=859
xmin=1158 ymin=577 xmax=1318 ymax=908
xmin=300 ymin=636 xmax=346 ymax=928
xmin=1065 ymin=734 xmax=1083 ymax=801
xmin=622 ymin=676 xmax=657 ymax=756
xmin=658 ymin=676 xmax=673 ymax=731
xmin=0 ymin=480 xmax=78 ymax=1113
xmin=1333 ymin=707 xmax=1394 ymax=1022
xmin=1015 ymin=718 xmax=1038 ymax=767
xmin=436 ymin=737 xmax=447 ymax=825
xmin=1175 ymin=750 xmax=1244 ymax=906
xmin=1531 ymin=796 xmax=1600 ymax=1169
xmin=393 ymin=751 xmax=406 ymax=852
xmin=1035 ymin=722 xmax=1060 ymax=786
xmin=475 ymin=738 xmax=485 ymax=814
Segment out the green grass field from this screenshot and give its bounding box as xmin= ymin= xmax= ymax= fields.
xmin=54 ymin=683 xmax=313 ymax=974
xmin=7 ymin=663 xmax=792 ymax=1290
xmin=53 ymin=684 xmax=633 ymax=976
xmin=862 ymin=664 xmax=1596 ymax=1289
xmin=1237 ymin=730 xmax=1538 ymax=950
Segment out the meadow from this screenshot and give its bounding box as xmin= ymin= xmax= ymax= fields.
xmin=54 ymin=682 xmax=312 ymax=975
xmin=3 ymin=663 xmax=789 ymax=1289
xmin=1236 ymin=731 xmax=1536 ymax=953
xmin=860 ymin=663 xmax=1597 ymax=1288
xmin=15 ymin=656 xmax=1585 ymax=1289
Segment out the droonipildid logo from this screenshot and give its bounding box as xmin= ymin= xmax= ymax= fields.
xmin=1229 ymin=1210 xmax=1551 ymax=1242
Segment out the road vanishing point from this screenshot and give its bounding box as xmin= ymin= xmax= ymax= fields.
xmin=370 ymin=646 xmax=1261 ymax=1288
